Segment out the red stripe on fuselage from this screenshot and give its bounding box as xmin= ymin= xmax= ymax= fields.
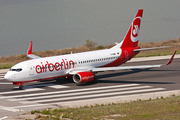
xmin=13 ymin=74 xmax=73 ymax=86
xmin=101 ymin=47 xmax=139 ymax=67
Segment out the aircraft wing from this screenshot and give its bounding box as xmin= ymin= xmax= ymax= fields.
xmin=68 ymin=69 xmax=93 ymax=75
xmin=27 ymin=41 xmax=42 ymax=59
xmin=133 ymin=46 xmax=171 ymax=52
xmin=68 ymin=51 xmax=176 ymax=74
xmin=92 ymin=51 xmax=176 ymax=72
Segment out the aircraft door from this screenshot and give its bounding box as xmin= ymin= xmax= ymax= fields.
xmin=28 ymin=64 xmax=34 ymax=75
xmin=124 ymin=50 xmax=129 ymax=61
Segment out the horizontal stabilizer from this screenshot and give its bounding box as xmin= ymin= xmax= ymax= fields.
xmin=133 ymin=46 xmax=171 ymax=52
xmin=27 ymin=54 xmax=41 ymax=59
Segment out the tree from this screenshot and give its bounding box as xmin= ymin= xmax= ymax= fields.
xmin=84 ymin=39 xmax=97 ymax=48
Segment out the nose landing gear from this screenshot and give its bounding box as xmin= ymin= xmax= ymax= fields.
xmin=19 ymin=85 xmax=24 ymax=90
xmin=13 ymin=82 xmax=24 ymax=90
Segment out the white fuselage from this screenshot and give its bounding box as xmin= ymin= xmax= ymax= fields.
xmin=5 ymin=48 xmax=122 ymax=83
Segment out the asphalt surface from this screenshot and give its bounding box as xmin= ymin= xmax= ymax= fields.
xmin=0 ymin=57 xmax=179 ymax=119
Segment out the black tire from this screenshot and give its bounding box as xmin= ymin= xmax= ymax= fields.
xmin=19 ymin=86 xmax=24 ymax=90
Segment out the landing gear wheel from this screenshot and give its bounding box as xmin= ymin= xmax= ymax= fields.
xmin=19 ymin=85 xmax=24 ymax=90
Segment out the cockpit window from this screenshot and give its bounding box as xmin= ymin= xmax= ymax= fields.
xmin=9 ymin=68 xmax=22 ymax=72
xmin=17 ymin=68 xmax=22 ymax=72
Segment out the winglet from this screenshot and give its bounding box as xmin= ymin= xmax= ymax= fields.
xmin=27 ymin=41 xmax=32 ymax=55
xmin=164 ymin=51 xmax=176 ymax=66
xmin=26 ymin=41 xmax=41 ymax=59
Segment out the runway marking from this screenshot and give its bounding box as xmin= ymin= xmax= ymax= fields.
xmin=48 ymin=85 xmax=70 ymax=89
xmin=14 ymin=83 xmax=56 ymax=89
xmin=0 ymin=104 xmax=48 ymax=112
xmin=0 ymin=116 xmax=8 ymax=120
xmin=0 ymin=83 xmax=12 ymax=84
xmin=13 ymin=83 xmax=70 ymax=89
xmin=0 ymin=88 xmax=44 ymax=95
xmin=0 ymin=75 xmax=5 ymax=80
xmin=20 ymin=88 xmax=165 ymax=104
xmin=0 ymin=105 xmax=22 ymax=112
xmin=11 ymin=104 xmax=48 ymax=109
xmin=0 ymin=84 xmax=139 ymax=99
xmin=55 ymin=89 xmax=180 ymax=107
xmin=8 ymin=86 xmax=152 ymax=101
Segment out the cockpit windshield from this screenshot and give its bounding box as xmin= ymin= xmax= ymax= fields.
xmin=9 ymin=68 xmax=22 ymax=72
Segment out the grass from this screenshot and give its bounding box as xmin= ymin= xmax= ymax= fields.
xmin=0 ymin=63 xmax=17 ymax=69
xmin=31 ymin=95 xmax=180 ymax=120
xmin=0 ymin=38 xmax=180 ymax=69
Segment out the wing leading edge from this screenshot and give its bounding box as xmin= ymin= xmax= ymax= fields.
xmin=68 ymin=51 xmax=176 ymax=74
xmin=92 ymin=51 xmax=176 ymax=72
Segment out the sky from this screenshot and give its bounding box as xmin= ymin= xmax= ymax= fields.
xmin=0 ymin=0 xmax=180 ymax=56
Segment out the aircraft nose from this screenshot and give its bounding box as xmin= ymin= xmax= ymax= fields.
xmin=4 ymin=73 xmax=13 ymax=81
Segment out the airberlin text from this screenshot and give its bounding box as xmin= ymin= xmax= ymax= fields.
xmin=35 ymin=59 xmax=74 ymax=74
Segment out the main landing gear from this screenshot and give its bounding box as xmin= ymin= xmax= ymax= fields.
xmin=64 ymin=76 xmax=73 ymax=81
xmin=19 ymin=85 xmax=24 ymax=90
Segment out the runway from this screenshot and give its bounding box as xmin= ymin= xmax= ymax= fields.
xmin=0 ymin=55 xmax=180 ymax=119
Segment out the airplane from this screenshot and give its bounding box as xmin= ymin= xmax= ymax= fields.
xmin=4 ymin=9 xmax=176 ymax=90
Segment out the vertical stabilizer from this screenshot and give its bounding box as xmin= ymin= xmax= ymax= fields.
xmin=27 ymin=41 xmax=32 ymax=55
xmin=111 ymin=9 xmax=143 ymax=49
xmin=121 ymin=9 xmax=143 ymax=48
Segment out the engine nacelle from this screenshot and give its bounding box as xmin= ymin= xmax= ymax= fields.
xmin=73 ymin=71 xmax=95 ymax=83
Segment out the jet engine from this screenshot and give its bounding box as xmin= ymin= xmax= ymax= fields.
xmin=73 ymin=71 xmax=95 ymax=83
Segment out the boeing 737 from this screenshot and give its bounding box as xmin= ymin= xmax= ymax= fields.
xmin=4 ymin=9 xmax=176 ymax=90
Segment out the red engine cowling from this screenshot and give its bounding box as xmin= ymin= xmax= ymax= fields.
xmin=73 ymin=71 xmax=95 ymax=83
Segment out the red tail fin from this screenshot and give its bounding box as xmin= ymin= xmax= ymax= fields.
xmin=27 ymin=41 xmax=32 ymax=55
xmin=121 ymin=9 xmax=143 ymax=48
